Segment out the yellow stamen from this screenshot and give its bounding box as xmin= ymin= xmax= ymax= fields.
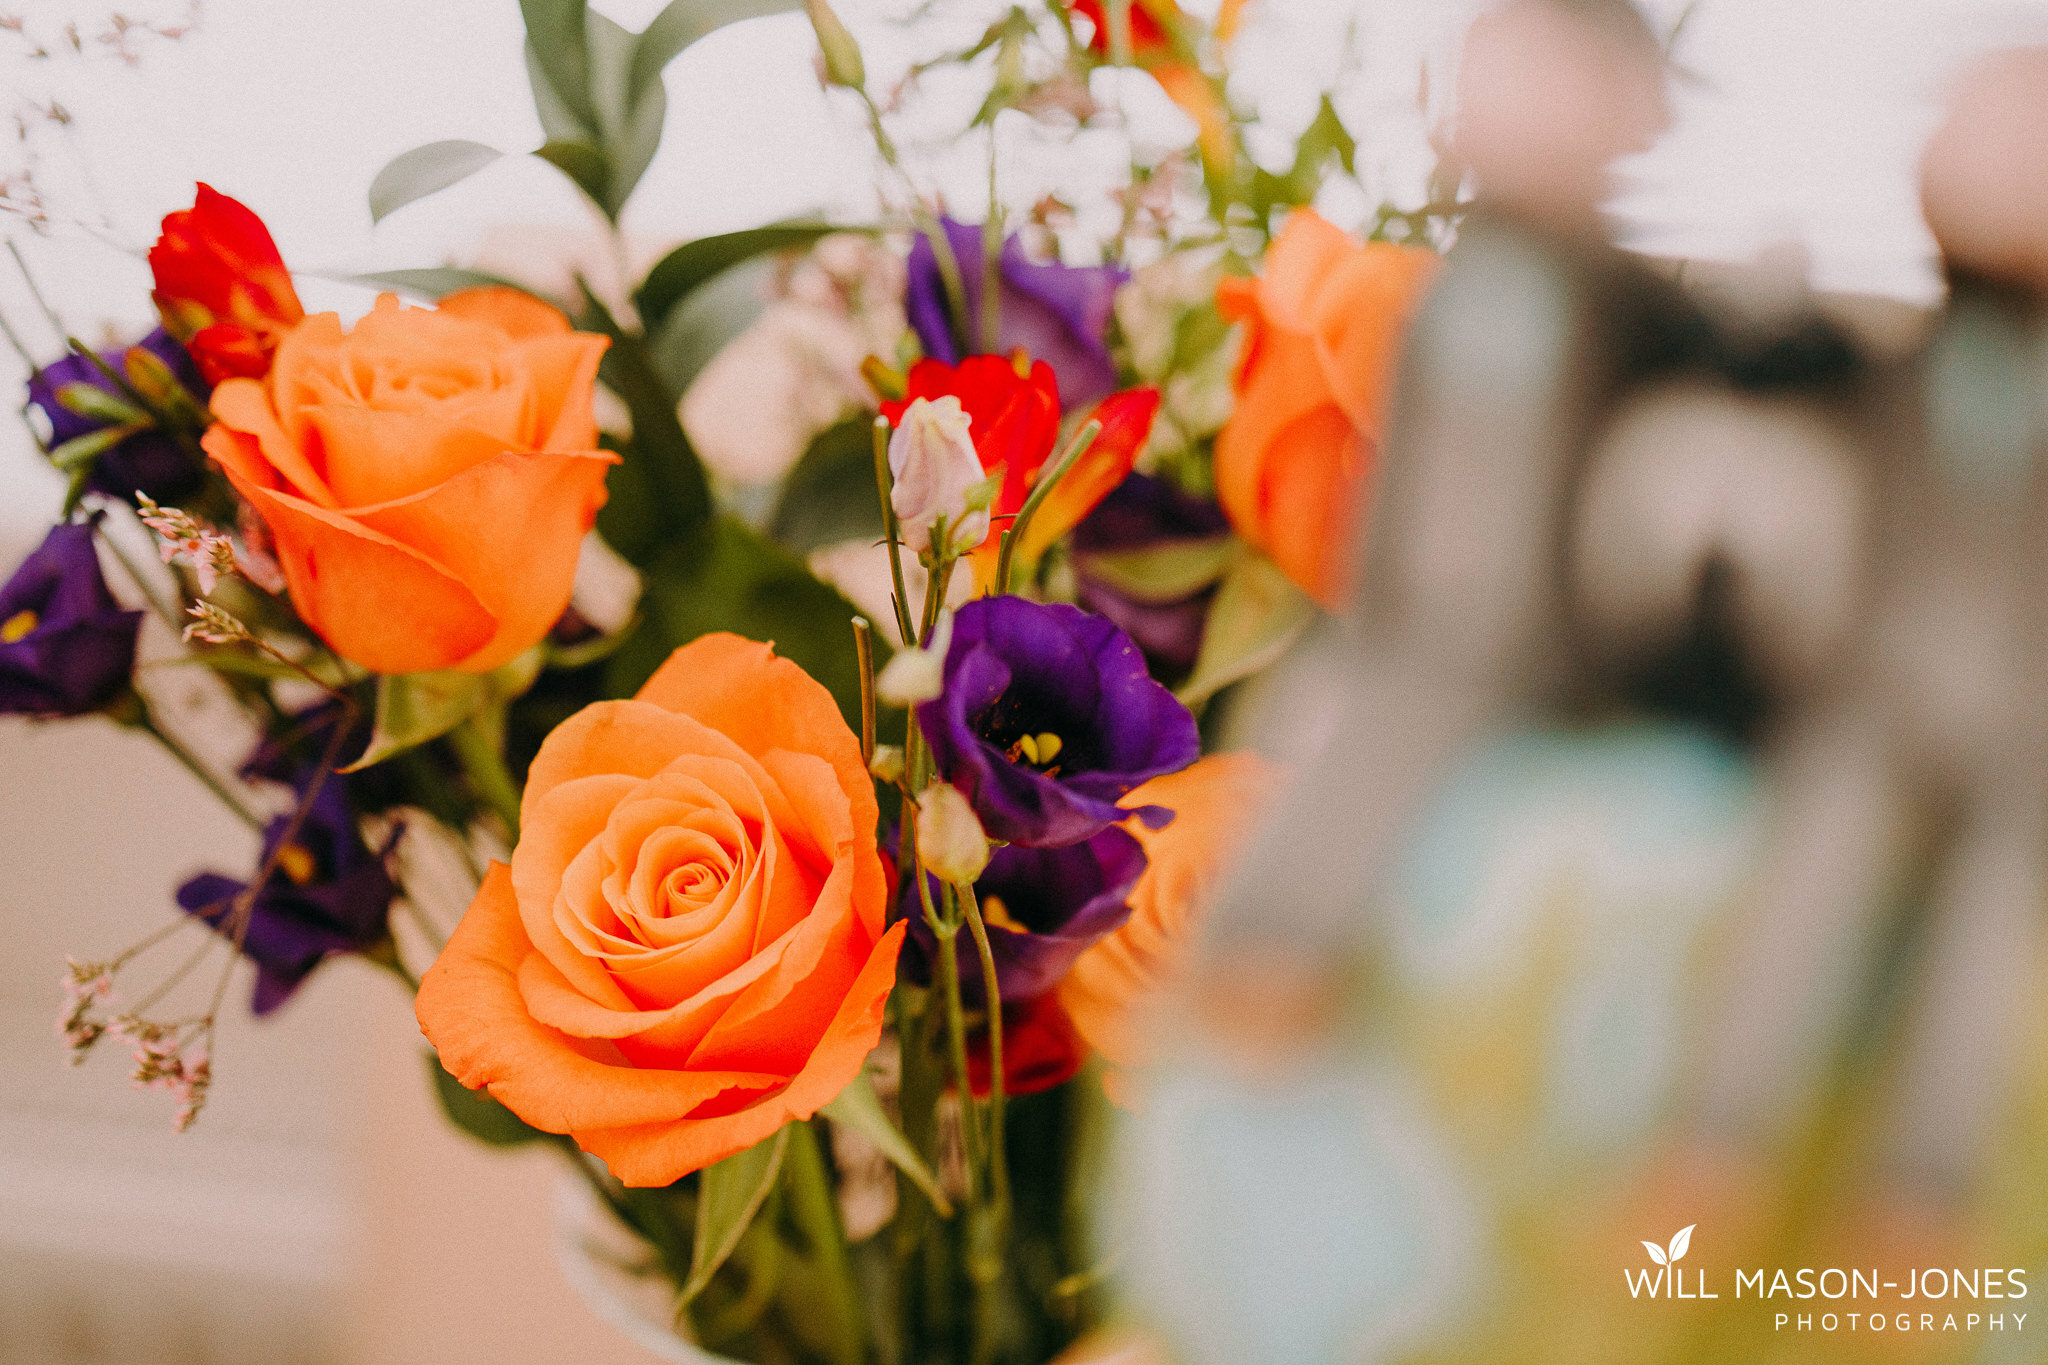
xmin=275 ymin=842 xmax=317 ymax=885
xmin=981 ymin=894 xmax=1028 ymax=933
xmin=1 ymin=609 xmax=38 ymax=643
xmin=1031 ymin=732 xmax=1062 ymax=764
xmin=1015 ymin=734 xmax=1040 ymax=765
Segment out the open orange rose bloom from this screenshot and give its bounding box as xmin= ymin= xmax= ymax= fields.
xmin=415 ymin=634 xmax=905 ymax=1186
xmin=202 ymin=288 xmax=615 ymax=676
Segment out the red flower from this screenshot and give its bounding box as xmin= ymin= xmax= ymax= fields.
xmin=965 ymin=992 xmax=1087 ymax=1098
xmin=880 ymin=355 xmax=1159 ymax=587
xmin=1072 ymin=0 xmax=1172 ymax=57
xmin=148 ymin=184 xmax=305 ymax=385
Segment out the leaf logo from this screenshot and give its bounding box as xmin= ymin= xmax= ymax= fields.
xmin=1642 ymin=1224 xmax=1695 ymax=1267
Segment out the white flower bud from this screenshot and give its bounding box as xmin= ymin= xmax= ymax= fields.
xmin=889 ymin=396 xmax=990 ymax=557
xmin=916 ymin=782 xmax=990 ymax=886
xmin=876 ymin=610 xmax=952 ymax=706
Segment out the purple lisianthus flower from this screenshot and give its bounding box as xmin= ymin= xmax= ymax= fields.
xmin=917 ymin=596 xmax=1200 ymax=847
xmin=26 ymin=328 xmax=206 ymax=505
xmin=0 ymin=520 xmax=143 ymax=717
xmin=176 ymin=771 xmax=396 ymax=1016
xmin=907 ymin=217 xmax=1127 ymax=410
xmin=1073 ymin=472 xmax=1232 ymax=673
xmin=901 ymin=825 xmax=1147 ymax=1005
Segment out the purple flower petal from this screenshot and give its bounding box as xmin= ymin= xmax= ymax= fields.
xmin=917 ymin=596 xmax=1199 ymax=847
xmin=25 ymin=328 xmax=207 ymax=505
xmin=899 ymin=824 xmax=1148 ymax=1004
xmin=905 ymin=218 xmax=1129 ymax=411
xmin=0 ymin=521 xmax=142 ymax=716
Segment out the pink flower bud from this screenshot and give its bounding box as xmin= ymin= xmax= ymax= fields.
xmin=889 ymin=397 xmax=990 ymax=557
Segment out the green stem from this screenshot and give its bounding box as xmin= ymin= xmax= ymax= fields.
xmin=785 ymin=1120 xmax=866 ymax=1365
xmin=137 ymin=708 xmax=266 ymax=832
xmin=957 ymin=882 xmax=1010 ymax=1220
xmin=872 ymin=417 xmax=919 ymax=647
xmin=996 ymin=418 xmax=1100 ymax=596
xmin=447 ymin=716 xmax=521 ymax=839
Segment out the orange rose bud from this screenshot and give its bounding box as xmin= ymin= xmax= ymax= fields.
xmin=1058 ymin=752 xmax=1281 ymax=1086
xmin=149 ymin=184 xmax=306 ymax=385
xmin=201 ymin=288 xmax=616 ymax=675
xmin=1213 ymin=209 xmax=1438 ymax=608
xmin=415 ymin=634 xmax=905 ymax=1186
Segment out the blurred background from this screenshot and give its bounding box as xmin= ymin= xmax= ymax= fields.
xmin=6 ymin=1 xmax=2048 ymax=1363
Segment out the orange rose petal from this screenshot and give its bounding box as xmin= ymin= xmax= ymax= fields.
xmin=687 ymin=872 xmax=866 ymax=1073
xmin=578 ymin=920 xmax=904 ymax=1186
xmin=437 ymin=285 xmax=574 ymax=340
xmin=636 ymin=635 xmax=874 ymax=819
xmin=1311 ymin=244 xmax=1439 ymax=434
xmin=223 ymin=477 xmax=497 ymax=675
xmin=522 ymin=699 xmax=759 ymax=826
xmin=1061 ymin=753 xmax=1282 ymax=1075
xmin=511 ymin=771 xmax=645 ymax=1009
xmin=209 ymin=377 xmax=339 ymax=508
xmin=515 ymin=332 xmax=609 ymax=452
xmin=416 ymin=865 xmax=782 ymax=1138
xmin=1211 ymin=329 xmax=1333 ymax=549
xmin=351 ymin=446 xmax=614 ymax=673
xmin=753 ymin=748 xmax=862 ymax=942
xmin=1257 ymin=208 xmax=1363 ymax=334
xmin=298 ymin=406 xmax=512 ymax=507
xmin=1257 ymin=405 xmax=1363 ymax=608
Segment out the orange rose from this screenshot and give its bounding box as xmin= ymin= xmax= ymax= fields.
xmin=201 ymin=289 xmax=615 ymax=675
xmin=1214 ymin=210 xmax=1438 ymax=608
xmin=415 ymin=634 xmax=905 ymax=1185
xmin=1058 ymin=751 xmax=1281 ymax=1081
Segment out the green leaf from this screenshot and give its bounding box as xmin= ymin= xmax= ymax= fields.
xmin=766 ymin=417 xmax=881 ymax=556
xmin=427 ymin=1051 xmax=547 ymax=1147
xmin=820 ymin=1072 xmax=951 ymax=1216
xmin=368 ymin=140 xmax=503 ymax=223
xmin=1177 ymin=548 xmax=1317 ymax=707
xmin=683 ymin=1126 xmax=790 ymax=1304
xmin=608 ymin=515 xmax=873 ymax=733
xmin=1074 ymin=536 xmax=1236 ymax=604
xmin=635 ymin=222 xmax=844 ymax=330
xmin=55 ymin=381 xmax=148 ymax=425
xmin=584 ymin=10 xmax=664 ymax=216
xmin=1247 ymin=93 xmax=1356 ymax=223
xmin=520 ymin=0 xmax=597 ymax=136
xmin=343 ymin=649 xmax=544 ymax=772
xmin=643 ymin=254 xmax=771 ymax=398
xmin=347 ymin=267 xmax=540 ymax=304
xmin=47 ymin=419 xmax=150 ymax=470
xmin=632 ymin=0 xmax=799 ymax=113
xmin=580 ymin=284 xmax=714 ymax=543
xmin=535 ymin=138 xmax=612 ymax=210
xmin=524 ymin=41 xmax=594 ymax=145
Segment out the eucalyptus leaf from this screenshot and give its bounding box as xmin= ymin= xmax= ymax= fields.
xmin=1176 ymin=549 xmax=1317 ymax=707
xmin=580 ymin=284 xmax=714 ymax=542
xmin=820 ymin=1072 xmax=951 ymax=1216
xmin=343 ymin=649 xmax=544 ymax=772
xmin=766 ymin=418 xmax=884 ymax=556
xmin=635 ymin=222 xmax=844 ymax=330
xmin=347 ymin=267 xmax=538 ymax=304
xmin=535 ymin=138 xmax=612 ymax=210
xmin=368 ymin=140 xmax=504 ymax=223
xmin=524 ymin=41 xmax=594 ymax=145
xmin=632 ymin=0 xmax=799 ymax=113
xmin=519 ymin=0 xmax=597 ymax=135
xmin=427 ymin=1051 xmax=546 ymax=1147
xmin=583 ymin=9 xmax=664 ymax=216
xmin=1074 ymin=536 xmax=1236 ymax=604
xmin=683 ymin=1126 xmax=790 ymax=1304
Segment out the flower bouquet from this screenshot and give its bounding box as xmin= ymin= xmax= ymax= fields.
xmin=11 ymin=1 xmax=1450 ymax=1361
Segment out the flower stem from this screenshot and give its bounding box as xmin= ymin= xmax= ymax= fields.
xmin=996 ymin=418 xmax=1100 ymax=595
xmin=853 ymin=616 xmax=877 ymax=764
xmin=447 ymin=716 xmax=521 ymax=840
xmin=784 ymin=1120 xmax=866 ymax=1365
xmin=956 ymin=882 xmax=1010 ymax=1220
xmin=136 ymin=707 xmax=266 ymax=832
xmin=872 ymin=416 xmax=920 ymax=647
